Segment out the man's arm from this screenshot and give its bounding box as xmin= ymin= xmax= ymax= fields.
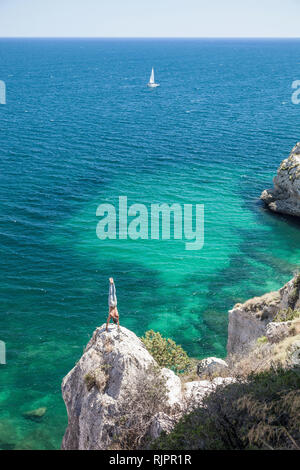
xmin=106 ymin=314 xmax=111 ymax=332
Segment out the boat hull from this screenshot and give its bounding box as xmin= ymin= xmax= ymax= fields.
xmin=147 ymin=83 xmax=160 ymax=88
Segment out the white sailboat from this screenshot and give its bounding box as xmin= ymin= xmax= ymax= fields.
xmin=147 ymin=67 xmax=159 ymax=88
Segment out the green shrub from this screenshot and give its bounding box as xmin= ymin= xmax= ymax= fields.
xmin=153 ymin=366 xmax=300 ymax=450
xmin=84 ymin=372 xmax=96 ymax=391
xmin=141 ymin=330 xmax=191 ymax=374
xmin=257 ymin=336 xmax=268 ymax=345
xmin=273 ymin=308 xmax=300 ymax=323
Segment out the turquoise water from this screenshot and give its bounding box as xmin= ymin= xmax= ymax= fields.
xmin=1 ymin=39 xmax=300 ymax=449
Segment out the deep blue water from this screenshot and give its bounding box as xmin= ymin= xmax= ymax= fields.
xmin=1 ymin=39 xmax=300 ymax=449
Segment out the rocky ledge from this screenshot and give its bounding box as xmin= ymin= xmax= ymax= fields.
xmin=228 ymin=274 xmax=300 ymax=354
xmin=61 ymin=325 xmax=233 ymax=450
xmin=62 ymin=276 xmax=300 ymax=450
xmin=261 ymin=142 xmax=300 ymax=217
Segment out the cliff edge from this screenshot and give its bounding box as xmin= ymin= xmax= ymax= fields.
xmin=227 ymin=274 xmax=300 ymax=354
xmin=62 ymin=324 xmax=233 ymax=450
xmin=61 ymin=325 xmax=185 ymax=450
xmin=62 ymin=277 xmax=300 ymax=450
xmin=261 ymin=142 xmax=300 ymax=217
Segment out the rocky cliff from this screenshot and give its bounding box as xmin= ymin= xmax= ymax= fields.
xmin=62 ymin=276 xmax=300 ymax=450
xmin=261 ymin=142 xmax=300 ymax=217
xmin=62 ymin=325 xmax=181 ymax=449
xmin=61 ymin=325 xmax=233 ymax=450
xmin=227 ymin=274 xmax=300 ymax=354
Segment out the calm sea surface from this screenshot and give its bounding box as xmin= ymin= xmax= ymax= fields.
xmin=1 ymin=39 xmax=300 ymax=449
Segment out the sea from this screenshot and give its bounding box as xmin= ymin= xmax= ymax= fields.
xmin=1 ymin=38 xmax=300 ymax=449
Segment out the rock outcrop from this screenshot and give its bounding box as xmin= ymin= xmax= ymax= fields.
xmin=148 ymin=413 xmax=178 ymax=441
xmin=288 ymin=340 xmax=300 ymax=366
xmin=266 ymin=321 xmax=295 ymax=343
xmin=61 ymin=323 xmax=237 ymax=450
xmin=61 ymin=325 xmax=185 ymax=450
xmin=261 ymin=142 xmax=300 ymax=217
xmin=227 ymin=275 xmax=300 ymax=354
xmin=196 ymin=357 xmax=228 ymax=378
xmin=22 ymin=407 xmax=47 ymax=421
xmin=184 ymin=377 xmax=235 ymax=410
xmin=62 ymin=275 xmax=300 ymax=450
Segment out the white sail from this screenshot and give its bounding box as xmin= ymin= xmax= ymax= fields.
xmin=147 ymin=67 xmax=159 ymax=88
xmin=149 ymin=68 xmax=155 ymax=84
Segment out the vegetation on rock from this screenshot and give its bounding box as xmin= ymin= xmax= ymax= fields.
xmin=273 ymin=308 xmax=300 ymax=323
xmin=141 ymin=330 xmax=191 ymax=374
xmin=256 ymin=336 xmax=268 ymax=345
xmin=153 ymin=366 xmax=300 ymax=450
xmin=84 ymin=366 xmax=109 ymax=392
xmin=111 ymin=364 xmax=169 ymax=450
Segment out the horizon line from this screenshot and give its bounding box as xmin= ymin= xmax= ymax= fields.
xmin=1 ymin=36 xmax=300 ymax=40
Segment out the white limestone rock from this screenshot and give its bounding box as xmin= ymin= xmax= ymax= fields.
xmin=161 ymin=367 xmax=183 ymax=410
xmin=196 ymin=357 xmax=228 ymax=378
xmin=266 ymin=321 xmax=294 ymax=343
xmin=183 ymin=377 xmax=236 ymax=411
xmin=227 ymin=291 xmax=281 ymax=355
xmin=287 ymin=340 xmax=300 ymax=366
xmin=148 ymin=412 xmax=178 ymax=441
xmin=61 ymin=324 xmax=183 ymax=450
xmin=227 ymin=275 xmax=300 ymax=355
xmin=261 ymin=142 xmax=300 ymax=217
